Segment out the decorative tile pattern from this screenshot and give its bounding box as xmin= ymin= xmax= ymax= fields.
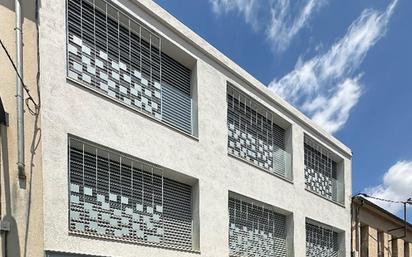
xmin=67 ymin=32 xmax=162 ymax=118
xmin=227 ymin=86 xmax=289 ymax=177
xmin=304 ymin=136 xmax=339 ymax=202
xmin=67 ymin=0 xmax=192 ymax=134
xmin=229 ymin=197 xmax=288 ymax=257
xmin=68 ymin=138 xmax=193 ymax=250
xmin=306 ymin=222 xmax=339 ymax=257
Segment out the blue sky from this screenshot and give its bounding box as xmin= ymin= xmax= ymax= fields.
xmin=154 ymin=0 xmax=412 ymax=220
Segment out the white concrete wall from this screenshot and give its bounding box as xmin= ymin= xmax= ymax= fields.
xmin=39 ymin=0 xmax=352 ymax=256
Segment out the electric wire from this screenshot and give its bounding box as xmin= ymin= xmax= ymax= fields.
xmin=0 ymin=38 xmax=40 ymax=115
xmin=357 ymin=193 xmax=412 ymax=204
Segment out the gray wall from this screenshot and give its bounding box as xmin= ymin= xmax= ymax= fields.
xmin=38 ymin=0 xmax=353 ymax=257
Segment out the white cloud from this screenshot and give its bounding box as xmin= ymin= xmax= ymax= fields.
xmin=209 ymin=0 xmax=325 ymax=52
xmin=210 ymin=0 xmax=398 ymax=133
xmin=306 ymin=77 xmax=362 ymax=133
xmin=364 ymin=160 xmax=412 ymax=214
xmin=209 ymin=0 xmax=260 ymax=30
xmin=269 ymin=0 xmax=398 ymax=134
xmin=266 ymin=0 xmax=326 ymax=52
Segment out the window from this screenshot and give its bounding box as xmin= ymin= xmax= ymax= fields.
xmin=306 ymin=221 xmax=341 ymax=257
xmin=228 ymin=196 xmax=289 ymax=257
xmin=304 ymin=135 xmax=344 ymax=204
xmin=227 ymin=84 xmax=291 ymax=179
xmin=66 ymin=0 xmax=194 ymax=135
xmin=68 ymin=137 xmax=194 ymax=250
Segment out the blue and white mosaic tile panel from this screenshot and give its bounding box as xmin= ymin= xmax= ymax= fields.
xmin=227 ymin=88 xmax=289 ymax=177
xmin=67 ymin=0 xmax=193 ymax=134
xmin=68 ymin=138 xmax=193 ymax=250
xmin=304 ymin=137 xmax=338 ymax=202
xmin=306 ymin=222 xmax=339 ymax=257
xmin=229 ymin=197 xmax=288 ymax=257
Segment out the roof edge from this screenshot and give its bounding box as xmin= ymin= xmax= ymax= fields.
xmin=353 ymin=196 xmax=412 ymax=231
xmin=131 ymin=0 xmax=352 ymax=157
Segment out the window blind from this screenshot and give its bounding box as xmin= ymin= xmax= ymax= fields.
xmin=67 ymin=0 xmax=193 ymax=134
xmin=229 ymin=197 xmax=288 ymax=257
xmin=68 ymin=137 xmax=193 ymax=250
xmin=227 ymin=85 xmax=290 ymax=178
xmin=306 ymin=222 xmax=340 ymax=257
xmin=304 ymin=136 xmax=340 ymax=202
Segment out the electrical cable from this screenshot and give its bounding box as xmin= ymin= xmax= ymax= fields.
xmin=0 ymin=38 xmax=39 ymax=116
xmin=357 ymin=193 xmax=412 ymax=204
xmin=357 ymin=193 xmax=411 ymax=242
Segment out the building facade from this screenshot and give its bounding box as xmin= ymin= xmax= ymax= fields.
xmin=352 ymin=196 xmax=412 ymax=257
xmin=0 ymin=0 xmax=352 ymax=256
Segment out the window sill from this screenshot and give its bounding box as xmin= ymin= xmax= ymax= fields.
xmin=69 ymin=231 xmax=201 ymax=254
xmin=67 ymin=77 xmax=199 ymax=142
xmin=304 ymin=188 xmax=345 ymax=208
xmin=227 ymin=153 xmax=294 ymax=184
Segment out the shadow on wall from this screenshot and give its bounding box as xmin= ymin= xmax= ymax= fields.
xmin=22 ymin=2 xmax=43 ymax=254
xmin=0 ymin=89 xmax=41 ymax=257
xmin=0 ymin=0 xmax=42 ymax=256
xmin=361 ymin=229 xmax=393 ymax=257
xmin=0 ymin=0 xmax=36 ymax=22
xmin=1 ymin=125 xmax=21 ymax=257
xmin=0 ymin=96 xmax=41 ymax=257
xmin=22 ymin=80 xmax=42 ymax=257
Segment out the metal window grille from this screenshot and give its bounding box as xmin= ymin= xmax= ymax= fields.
xmin=66 ymin=0 xmax=193 ymax=134
xmin=228 ymin=197 xmax=288 ymax=257
xmin=227 ymin=85 xmax=291 ymax=178
xmin=306 ymin=222 xmax=340 ymax=257
xmin=304 ymin=136 xmax=340 ymax=202
xmin=68 ymin=137 xmax=193 ymax=250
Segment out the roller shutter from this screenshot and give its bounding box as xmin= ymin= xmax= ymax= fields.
xmin=68 ymin=137 xmax=193 ymax=250
xmin=66 ymin=0 xmax=192 ymax=134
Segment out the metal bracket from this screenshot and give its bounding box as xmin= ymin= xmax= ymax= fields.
xmin=0 ymin=220 xmax=10 ymax=232
xmin=388 ymin=226 xmax=404 ymax=232
xmin=388 ymin=201 xmax=410 ymax=241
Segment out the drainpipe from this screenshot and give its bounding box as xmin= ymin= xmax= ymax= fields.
xmin=15 ymin=0 xmax=25 ymax=179
xmin=351 ymin=196 xmax=364 ymax=257
xmin=355 ymin=198 xmax=364 ymax=253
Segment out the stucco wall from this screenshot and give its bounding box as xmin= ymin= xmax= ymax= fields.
xmin=352 ymin=200 xmax=412 ymax=257
xmin=0 ymin=0 xmax=43 ymax=257
xmin=37 ymin=0 xmax=352 ymax=257
xmin=356 ymin=205 xmax=412 ymax=243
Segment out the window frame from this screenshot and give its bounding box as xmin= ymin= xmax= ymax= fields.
xmin=67 ymin=135 xmax=199 ymax=252
xmin=303 ymin=134 xmax=345 ymax=205
xmin=306 ymin=219 xmax=344 ymax=257
xmin=65 ymin=0 xmax=197 ymax=138
xmin=226 ymin=83 xmax=293 ymax=182
xmin=228 ymin=193 xmax=292 ymax=257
